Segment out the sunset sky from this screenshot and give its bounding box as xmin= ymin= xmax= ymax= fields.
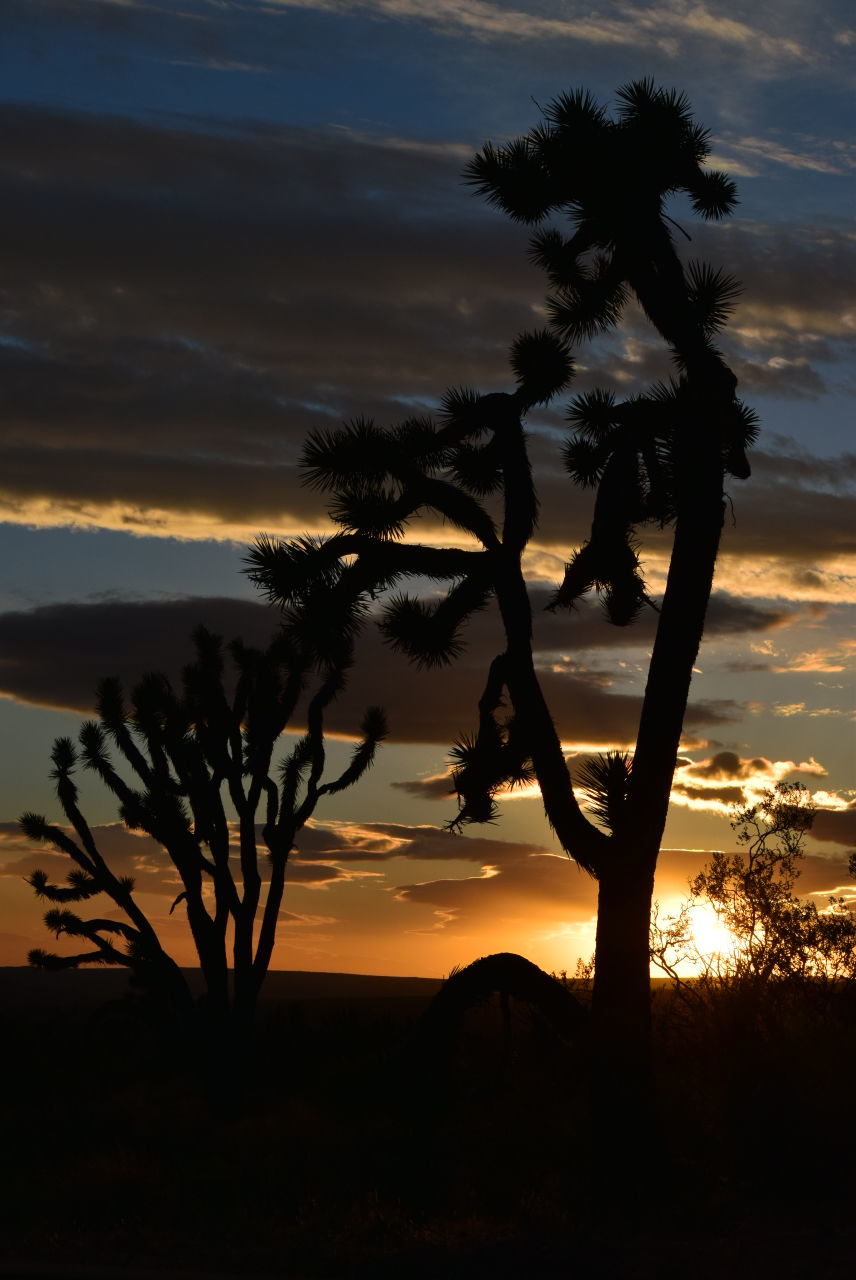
xmin=1 ymin=0 xmax=854 ymax=977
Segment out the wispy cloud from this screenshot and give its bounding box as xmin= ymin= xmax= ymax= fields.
xmin=723 ymin=133 xmax=856 ymax=175
xmin=262 ymin=0 xmax=820 ymax=66
xmin=770 ymin=701 xmax=854 ymax=719
xmin=263 ymin=0 xmax=674 ymax=52
xmin=167 ymin=58 xmax=272 ymax=73
xmin=772 ymin=637 xmax=856 ymax=673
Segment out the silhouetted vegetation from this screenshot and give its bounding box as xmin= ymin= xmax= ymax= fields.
xmin=10 ymin=82 xmax=851 ymax=1275
xmin=2 ymin=964 xmax=854 ymax=1277
xmin=651 ymin=783 xmax=856 ymax=1008
xmin=21 ymin=625 xmax=385 ymax=1038
xmin=247 ymin=83 xmax=755 ymax=1091
xmin=418 ymin=951 xmax=590 ymax=1051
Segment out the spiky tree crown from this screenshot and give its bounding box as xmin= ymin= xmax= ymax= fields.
xmin=467 ymin=79 xmax=743 ymax=395
xmin=470 ymin=81 xmax=755 ymax=626
xmin=466 ymin=81 xmax=736 ymax=232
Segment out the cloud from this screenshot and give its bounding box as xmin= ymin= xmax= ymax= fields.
xmin=713 ymin=484 xmax=856 ymax=584
xmin=392 ymin=747 xmax=834 ymax=815
xmin=0 ymin=597 xmax=279 ymax=712
xmin=720 ymin=223 xmax=856 ymax=347
xmin=0 ymin=813 xmax=570 ymax=912
xmin=0 ymin=595 xmax=744 ymax=745
xmin=678 ymin=751 xmax=827 ymax=782
xmin=301 ymin=819 xmax=557 ymax=865
xmin=772 ymin=637 xmax=856 ymax=673
xmin=722 ymin=132 xmax=856 ymax=176
xmin=0 ymin=104 xmax=854 ymax=570
xmin=262 ymin=0 xmax=819 ymax=67
xmin=327 ymin=642 xmax=742 ymax=747
xmin=0 ymin=821 xmax=184 ymax=897
xmin=168 ymin=58 xmax=271 ymax=74
xmin=12 ymin=0 xmax=834 ymax=75
xmin=812 ymin=801 xmax=856 ymax=847
xmin=0 ymin=106 xmax=537 ymax=537
xmin=395 ymin=848 xmax=597 ymax=927
xmin=671 ymin=783 xmax=747 ymax=806
xmin=391 ymin=773 xmax=457 ymax=801
xmin=769 ymin=701 xmax=852 ymax=719
xmin=752 ymin=447 xmax=856 ymax=491
xmin=669 ymin=752 xmax=832 ymax=815
xmin=0 ymin=819 xmax=354 ymax=893
xmin=392 ymin=838 xmax=856 ymax=934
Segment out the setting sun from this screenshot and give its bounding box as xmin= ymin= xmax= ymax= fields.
xmin=688 ymin=902 xmax=741 ymax=963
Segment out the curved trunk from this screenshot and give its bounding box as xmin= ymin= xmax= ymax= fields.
xmin=592 ymin=422 xmax=726 ymax=1050
xmin=494 ymin=547 xmax=608 ymax=871
xmin=630 ymin=441 xmax=726 ymax=833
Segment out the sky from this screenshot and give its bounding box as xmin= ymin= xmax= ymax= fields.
xmin=0 ymin=0 xmax=854 ymax=977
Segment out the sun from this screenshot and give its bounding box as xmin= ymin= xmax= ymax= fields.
xmin=689 ymin=902 xmax=740 ymax=962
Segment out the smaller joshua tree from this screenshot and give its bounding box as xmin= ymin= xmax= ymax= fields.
xmin=22 ymin=623 xmax=385 ymax=1035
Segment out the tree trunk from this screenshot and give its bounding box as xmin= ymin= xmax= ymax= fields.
xmin=589 ymin=852 xmax=658 ymax=1219
xmin=592 ymin=425 xmax=726 ymax=1041
xmin=591 ymin=854 xmax=656 ymax=1058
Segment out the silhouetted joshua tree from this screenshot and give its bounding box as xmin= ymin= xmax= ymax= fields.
xmin=247 ymin=83 xmax=756 ymax=1079
xmin=22 ymin=622 xmax=385 ymax=1037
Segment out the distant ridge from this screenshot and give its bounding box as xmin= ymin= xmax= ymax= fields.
xmin=0 ymin=966 xmax=444 ymax=1010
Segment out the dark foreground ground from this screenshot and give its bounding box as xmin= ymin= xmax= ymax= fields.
xmin=2 ymin=967 xmax=854 ymax=1279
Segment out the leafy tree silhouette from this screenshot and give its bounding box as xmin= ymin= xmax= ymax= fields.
xmin=22 ymin=623 xmax=385 ymax=1039
xmin=651 ymin=782 xmax=856 ymax=1007
xmin=247 ymin=83 xmax=755 ymax=1090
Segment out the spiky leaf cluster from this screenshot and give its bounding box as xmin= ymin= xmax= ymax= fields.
xmin=510 ymin=329 xmax=575 ymax=406
xmin=553 ymin=537 xmax=648 ymax=626
xmin=547 ymin=257 xmax=630 ymax=343
xmin=685 ymin=261 xmax=742 ymax=338
xmin=302 ymin=414 xmax=453 ymax=496
xmin=319 ymin=706 xmax=387 ymax=796
xmin=576 ymin=752 xmax=633 ymax=836
xmin=449 ymin=439 xmax=504 ymax=496
xmin=554 ymin=368 xmax=759 ymax=624
xmin=381 ymin=575 xmax=493 ymax=669
xmin=26 ymin=867 xmax=100 ymax=903
xmin=448 ymin=716 xmax=534 ymax=830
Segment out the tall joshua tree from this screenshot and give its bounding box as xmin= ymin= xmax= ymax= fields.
xmin=248 ymin=82 xmax=756 ymax=1067
xmin=22 ymin=621 xmax=385 ymax=1036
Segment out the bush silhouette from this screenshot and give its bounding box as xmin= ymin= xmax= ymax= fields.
xmin=651 ymin=782 xmax=856 ymax=1012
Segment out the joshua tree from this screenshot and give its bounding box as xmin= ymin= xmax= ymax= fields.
xmin=247 ymin=82 xmax=755 ymax=1074
xmin=22 ymin=623 xmax=386 ymax=1037
xmin=464 ymin=81 xmax=757 ymax=1051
